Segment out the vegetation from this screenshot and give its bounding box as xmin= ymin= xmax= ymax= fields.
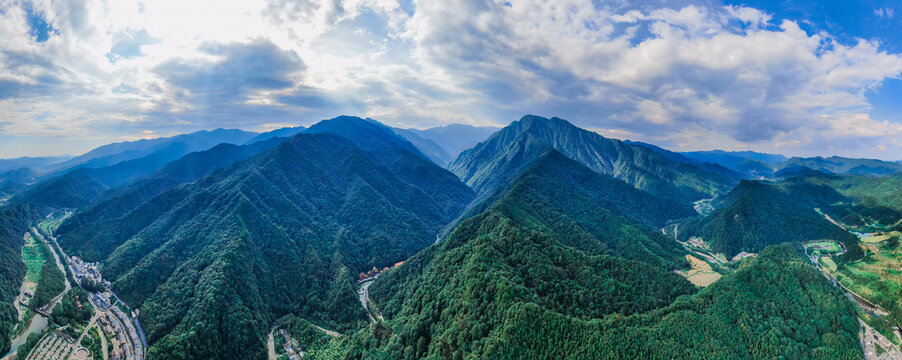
xmin=30 ymin=239 xmax=65 ymax=309
xmin=831 ymin=233 xmax=902 ymax=338
xmin=0 ymin=204 xmax=40 ymax=354
xmin=342 ymin=157 xmax=862 ymax=359
xmin=50 ymin=288 xmax=94 ymax=328
xmin=16 ymin=331 xmax=44 ymax=359
xmin=276 ymin=315 xmax=348 ymax=359
xmin=80 ymin=326 xmax=104 ymax=360
xmin=448 ymin=115 xmax=735 ymax=202
xmin=677 ymin=180 xmax=862 ymax=261
xmin=56 ymin=130 xmax=473 ymax=360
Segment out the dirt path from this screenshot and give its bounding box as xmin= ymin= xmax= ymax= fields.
xmin=267 ymin=329 xmax=277 ymax=360
xmin=312 ymin=324 xmax=343 ymax=337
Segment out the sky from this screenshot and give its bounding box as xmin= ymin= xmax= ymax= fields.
xmin=1 ymin=0 xmax=902 ymax=160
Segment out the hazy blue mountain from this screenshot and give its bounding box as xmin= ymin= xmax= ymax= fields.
xmin=50 ymin=128 xmax=258 ymax=172
xmin=408 ymin=123 xmax=499 ymax=156
xmin=0 ymin=168 xmax=38 ymax=184
xmin=776 ymin=156 xmax=902 ymax=177
xmin=0 ymin=155 xmax=72 ymax=173
xmin=244 ymin=125 xmax=305 ymax=144
xmin=56 ymin=133 xmax=474 ymax=359
xmin=390 ymin=127 xmax=454 ymax=167
xmin=682 ymin=150 xmax=787 ymax=165
xmin=449 ymin=115 xmax=735 ymax=202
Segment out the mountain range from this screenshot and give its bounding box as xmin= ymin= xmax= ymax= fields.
xmin=0 ymin=114 xmax=897 ymax=359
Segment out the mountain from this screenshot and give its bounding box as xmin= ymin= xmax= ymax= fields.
xmin=244 ymin=126 xmax=305 ymax=145
xmin=10 ymin=131 xmax=270 ymax=209
xmin=625 ymin=140 xmax=742 ymax=180
xmin=677 ymin=180 xmax=861 ymax=260
xmin=0 ymin=168 xmax=38 ymax=184
xmin=389 ymin=127 xmax=453 ymax=167
xmin=56 ymin=131 xmax=474 ymax=359
xmin=407 ymin=123 xmax=499 ymax=156
xmin=449 ymin=115 xmax=735 ymax=202
xmin=777 ymin=156 xmax=902 ymax=177
xmin=56 ymin=137 xmax=287 ymax=234
xmin=343 ymin=152 xmax=861 ymax=359
xmin=0 ymin=204 xmax=42 ymax=355
xmin=49 ymin=128 xmax=257 ymax=172
xmin=0 ymin=156 xmax=72 ymax=173
xmin=682 ymin=150 xmax=787 ymax=166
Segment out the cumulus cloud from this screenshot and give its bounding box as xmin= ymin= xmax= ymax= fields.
xmin=1 ymin=0 xmax=901 ymax=159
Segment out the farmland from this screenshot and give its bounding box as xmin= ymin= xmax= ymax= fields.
xmin=678 ymin=254 xmax=722 ymax=287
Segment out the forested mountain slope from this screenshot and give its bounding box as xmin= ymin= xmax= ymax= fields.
xmin=57 ymin=137 xmax=286 ymax=236
xmin=0 ymin=204 xmax=41 ymax=355
xmin=56 ymin=133 xmax=474 ymax=359
xmin=449 ymin=115 xmax=735 ymax=202
xmin=677 ymin=180 xmax=862 ymax=260
xmin=345 ymin=152 xmax=860 ymax=359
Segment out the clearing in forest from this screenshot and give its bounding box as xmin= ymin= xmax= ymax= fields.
xmin=678 ymin=255 xmax=722 ymax=287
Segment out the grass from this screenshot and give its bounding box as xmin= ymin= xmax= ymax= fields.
xmin=831 ymin=238 xmax=902 ymax=344
xmin=820 ymin=257 xmax=838 ymax=272
xmin=22 ymin=233 xmax=47 ymax=283
xmin=37 ymin=211 xmax=71 ymax=237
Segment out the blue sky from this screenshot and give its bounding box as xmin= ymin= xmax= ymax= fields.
xmin=1 ymin=0 xmax=901 ymax=159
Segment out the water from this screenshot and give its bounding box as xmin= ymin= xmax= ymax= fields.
xmin=1 ymin=314 xmax=48 ymax=360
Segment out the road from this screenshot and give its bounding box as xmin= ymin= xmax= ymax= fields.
xmin=357 ymin=280 xmax=382 ymax=322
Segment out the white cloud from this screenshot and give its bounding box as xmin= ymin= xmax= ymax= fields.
xmin=1 ymin=0 xmax=902 ymax=159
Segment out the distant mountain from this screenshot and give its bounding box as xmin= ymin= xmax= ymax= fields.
xmin=625 ymin=141 xmax=742 ymax=180
xmin=407 ymin=123 xmax=499 ymax=156
xmin=682 ymin=150 xmax=787 ymax=165
xmin=776 ymin=156 xmax=902 ymax=177
xmin=390 ymin=127 xmax=454 ymax=167
xmin=0 ymin=155 xmax=71 ymax=173
xmin=244 ymin=126 xmax=305 ymax=144
xmin=0 ymin=168 xmax=38 ymax=184
xmin=449 ymin=115 xmax=735 ymax=202
xmin=11 ymin=131 xmax=263 ymax=209
xmin=49 ymin=128 xmax=257 ymax=172
xmin=677 ymin=180 xmax=861 ymax=260
xmin=57 ymin=137 xmax=287 ymax=234
xmin=56 ymin=132 xmax=474 ymax=359
xmin=346 ymin=151 xmax=861 ymax=359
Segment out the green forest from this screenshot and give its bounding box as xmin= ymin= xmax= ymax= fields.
xmin=0 ymin=204 xmax=40 ymax=354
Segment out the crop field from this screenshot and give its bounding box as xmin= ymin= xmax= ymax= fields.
xmin=678 ymin=255 xmax=722 ymax=287
xmin=860 ymin=231 xmax=902 ymax=244
xmin=831 ymin=239 xmax=902 ymax=340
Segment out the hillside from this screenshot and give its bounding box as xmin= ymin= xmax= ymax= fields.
xmin=56 ymin=133 xmax=474 ymax=359
xmin=449 ymin=115 xmax=735 ymax=202
xmin=678 ymin=180 xmax=862 ymax=260
xmin=57 ymin=137 xmax=286 ymax=235
xmin=344 ymin=154 xmax=861 ymax=359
